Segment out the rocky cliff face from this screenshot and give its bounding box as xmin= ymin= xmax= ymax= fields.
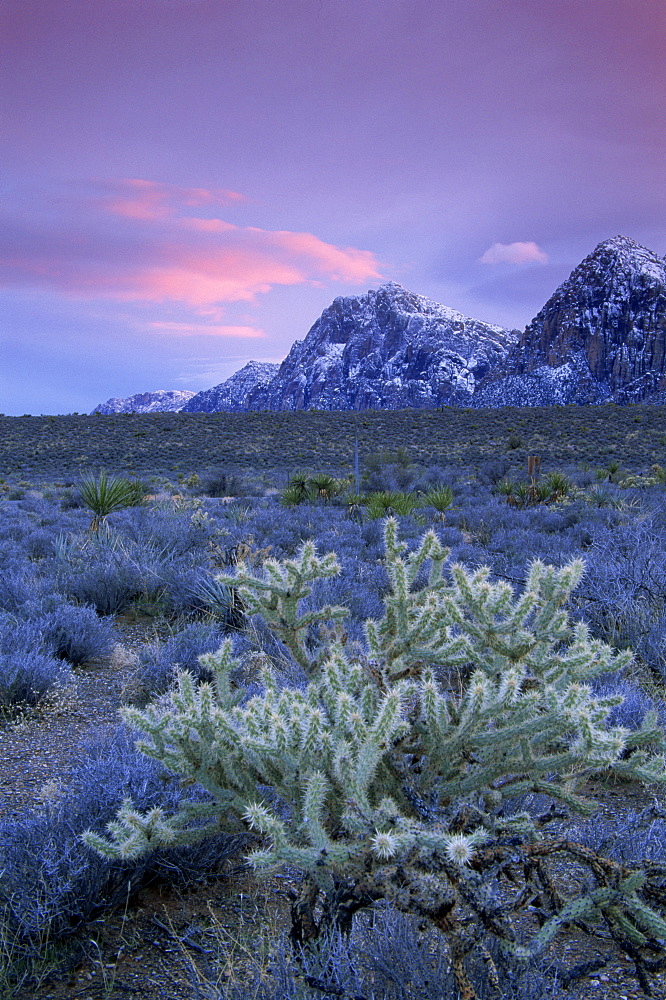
xmin=182 ymin=362 xmax=280 ymax=412
xmin=245 ymin=282 xmax=518 ymax=410
xmin=91 ymin=389 xmax=195 ymax=414
xmin=474 ymin=236 xmax=666 ymax=406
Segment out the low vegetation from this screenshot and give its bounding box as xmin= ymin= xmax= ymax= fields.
xmin=2 ymin=410 xmax=666 ymax=996
xmin=1 ymin=404 xmax=666 ymax=481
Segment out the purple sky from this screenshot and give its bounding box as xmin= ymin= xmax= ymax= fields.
xmin=1 ymin=0 xmax=664 ymax=414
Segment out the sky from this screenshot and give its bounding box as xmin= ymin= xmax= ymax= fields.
xmin=1 ymin=0 xmax=664 ymax=415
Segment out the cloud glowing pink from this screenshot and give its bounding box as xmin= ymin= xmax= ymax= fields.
xmin=0 ymin=179 xmax=383 ymax=316
xmin=146 ymin=321 xmax=265 ymax=338
xmin=100 ymin=179 xmax=247 ymax=222
xmin=478 ymin=241 xmax=549 ymax=265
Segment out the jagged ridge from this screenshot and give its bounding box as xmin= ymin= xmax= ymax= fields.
xmin=242 ymin=281 xmax=518 ymax=410
xmin=91 ymin=390 xmax=195 ymax=414
xmin=182 ymin=362 xmax=280 ymax=413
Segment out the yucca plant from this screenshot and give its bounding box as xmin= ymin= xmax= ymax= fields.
xmin=308 ymin=473 xmax=341 ymax=503
xmin=496 ymin=478 xmax=516 ymax=499
xmin=280 ymin=472 xmax=312 ymax=507
xmin=586 ymin=485 xmax=624 ymax=509
xmin=79 ymin=471 xmax=145 ymax=532
xmin=543 ymin=470 xmax=571 ymax=499
xmin=291 ymin=472 xmax=310 ymax=493
xmin=595 ymin=461 xmax=622 ymax=483
xmin=280 ymin=484 xmax=308 ymax=508
xmin=421 ymin=485 xmax=456 ymax=520
xmin=364 ymin=490 xmax=420 ymax=519
xmin=341 ymin=492 xmax=366 ymax=519
xmin=533 ymin=480 xmax=554 ymax=504
xmin=188 ymin=576 xmax=244 ymax=628
xmin=501 ymin=473 xmax=571 ymax=509
xmin=508 ymin=481 xmax=532 ymax=507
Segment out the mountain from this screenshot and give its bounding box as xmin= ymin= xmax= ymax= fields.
xmin=182 ymin=362 xmax=280 ymax=412
xmin=91 ymin=390 xmax=195 ymax=414
xmin=474 ymin=236 xmax=666 ymax=406
xmin=92 ymin=236 xmax=666 ymax=413
xmin=245 ymin=282 xmax=518 ymax=410
xmin=183 ymin=237 xmax=665 ymax=412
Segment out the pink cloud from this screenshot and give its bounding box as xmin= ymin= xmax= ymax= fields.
xmin=128 ymin=254 xmax=304 ymax=306
xmin=478 ymin=241 xmax=549 ymax=265
xmin=98 ymin=179 xmax=247 ymax=222
xmin=146 ymin=322 xmax=265 ymax=337
xmin=265 ymin=230 xmax=382 ymax=283
xmin=103 ymin=179 xmax=172 ymax=221
xmin=180 ymin=187 xmax=246 ymax=207
xmin=0 ymin=179 xmax=383 ymax=317
xmin=183 ymin=217 xmax=237 ymax=233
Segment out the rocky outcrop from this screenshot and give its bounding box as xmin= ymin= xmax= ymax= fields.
xmin=182 ymin=362 xmax=280 ymax=412
xmin=243 ymin=282 xmax=518 ymax=410
xmin=475 ymin=236 xmax=666 ymax=406
xmin=91 ymin=389 xmax=195 ymax=414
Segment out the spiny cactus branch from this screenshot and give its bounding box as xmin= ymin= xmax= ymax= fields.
xmin=84 ymin=517 xmax=666 ymax=998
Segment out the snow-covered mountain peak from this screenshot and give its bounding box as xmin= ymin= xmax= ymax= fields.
xmin=571 ymin=236 xmax=666 ymax=287
xmin=236 ymin=282 xmax=519 ymax=411
xmin=182 ymin=361 xmax=280 ymax=413
xmin=91 ymin=389 xmax=195 ymax=414
xmin=473 ymin=234 xmax=666 ymax=406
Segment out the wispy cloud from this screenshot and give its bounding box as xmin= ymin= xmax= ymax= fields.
xmin=145 ymin=321 xmax=265 ymax=337
xmin=0 ymin=179 xmax=382 ymax=327
xmin=97 ymin=178 xmax=247 ymax=221
xmin=478 ymin=241 xmax=548 ymax=265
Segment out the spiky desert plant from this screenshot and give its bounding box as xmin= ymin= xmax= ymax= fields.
xmin=508 ymin=480 xmax=532 ymax=507
xmin=307 ymin=473 xmax=341 ymax=503
xmin=289 ymin=472 xmax=311 ymax=500
xmin=280 ymin=484 xmax=308 ymax=508
xmin=495 ymin=478 xmax=516 ymax=499
xmin=187 ymin=575 xmax=244 ymax=628
xmin=341 ymin=492 xmax=366 ymax=520
xmin=586 ymin=484 xmax=624 ymax=508
xmin=280 ymin=471 xmax=317 ymax=507
xmin=421 ymin=485 xmax=456 ymax=520
xmin=501 ymin=473 xmax=570 ymax=509
xmin=79 ymin=470 xmax=145 ymax=531
xmin=532 ymin=480 xmax=554 ymax=504
xmin=364 ymin=490 xmax=420 ymax=518
xmin=544 ymin=471 xmax=571 ymax=502
xmin=85 ymin=520 xmax=666 ymax=998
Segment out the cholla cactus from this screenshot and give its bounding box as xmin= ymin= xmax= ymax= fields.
xmin=84 ymin=519 xmax=666 ymax=998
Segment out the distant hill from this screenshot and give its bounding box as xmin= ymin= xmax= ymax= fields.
xmin=91 ymin=389 xmax=195 ymax=414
